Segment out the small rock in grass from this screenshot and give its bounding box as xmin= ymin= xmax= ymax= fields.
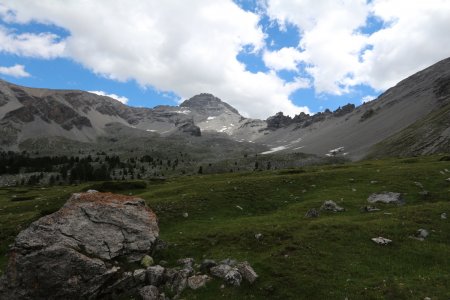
xmin=371 ymin=237 xmax=392 ymax=245
xmin=441 ymin=213 xmax=447 ymax=219
xmin=225 ymin=268 xmax=242 ymax=286
xmin=362 ymin=206 xmax=380 ymax=212
xmin=182 ymin=212 xmax=188 ymax=218
xmin=370 ymin=181 xmax=378 ymax=184
xmin=139 ymin=285 xmax=160 ymax=300
xmin=414 ymin=182 xmax=424 ymax=188
xmin=236 ymin=205 xmax=243 ymax=210
xmin=236 ymin=261 xmax=258 ymax=284
xmin=410 ymin=229 xmax=429 ymax=241
xmin=305 ymin=208 xmax=319 ymax=218
xmin=187 ymin=275 xmax=211 ymax=290
xmin=255 ymin=233 xmax=263 ymax=240
xmin=86 ymin=189 xmax=98 ymax=193
xmin=146 ymin=265 xmax=165 ymax=286
xmin=446 ymin=178 xmax=450 ymax=182
xmin=419 ymin=190 xmax=429 ymax=196
xmin=367 ymin=192 xmax=404 ymax=205
xmin=320 ymin=200 xmax=345 ymax=212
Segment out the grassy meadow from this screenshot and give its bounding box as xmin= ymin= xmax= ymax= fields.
xmin=1 ymin=155 xmax=449 ymax=299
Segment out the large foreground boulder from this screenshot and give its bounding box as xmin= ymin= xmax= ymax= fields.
xmin=0 ymin=191 xmax=159 ymax=299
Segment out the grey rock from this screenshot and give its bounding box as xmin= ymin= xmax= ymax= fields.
xmin=187 ymin=275 xmax=211 ymax=290
xmin=210 ymin=264 xmax=233 ymax=278
xmin=177 ymin=257 xmax=194 ymax=269
xmin=411 ymin=228 xmax=429 ymax=241
xmin=225 ymin=268 xmax=242 ymax=286
xmin=146 ymin=265 xmax=165 ymax=286
xmin=441 ymin=212 xmax=447 ymax=219
xmin=139 ymin=285 xmax=160 ymax=300
xmin=162 ymin=268 xmax=192 ymax=296
xmin=134 ymin=269 xmax=147 ymax=283
xmin=305 ymin=208 xmax=319 ymax=217
xmin=0 ymin=192 xmax=159 ymax=299
xmin=362 ymin=205 xmax=381 ymax=212
xmin=320 ymin=200 xmax=345 ymax=212
xmin=254 ymin=233 xmax=263 ymax=240
xmin=371 ymin=237 xmax=392 ymax=245
xmin=236 ymin=261 xmax=258 ymax=284
xmin=200 ymin=259 xmax=217 ymax=272
xmin=367 ymin=192 xmax=404 ymax=205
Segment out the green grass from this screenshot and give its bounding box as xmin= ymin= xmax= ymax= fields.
xmin=1 ymin=155 xmax=450 ymax=299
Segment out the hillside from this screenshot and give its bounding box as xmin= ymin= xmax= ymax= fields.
xmin=1 ymin=155 xmax=449 ymax=299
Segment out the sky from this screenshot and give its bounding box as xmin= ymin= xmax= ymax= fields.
xmin=0 ymin=0 xmax=449 ymax=119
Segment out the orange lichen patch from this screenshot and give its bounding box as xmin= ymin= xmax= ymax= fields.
xmin=71 ymin=192 xmax=140 ymax=204
xmin=69 ymin=192 xmax=158 ymax=221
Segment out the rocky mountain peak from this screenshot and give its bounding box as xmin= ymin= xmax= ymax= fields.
xmin=180 ymin=93 xmax=240 ymax=116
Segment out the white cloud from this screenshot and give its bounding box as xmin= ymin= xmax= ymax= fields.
xmin=361 ymin=95 xmax=376 ymax=104
xmin=266 ymin=0 xmax=450 ymax=93
xmin=88 ymin=90 xmax=129 ymax=104
xmin=263 ymin=47 xmax=304 ymax=71
xmin=0 ymin=26 xmax=65 ymax=58
xmin=0 ymin=0 xmax=310 ymax=118
xmin=0 ymin=64 xmax=30 ymax=77
xmin=358 ymin=0 xmax=450 ymax=90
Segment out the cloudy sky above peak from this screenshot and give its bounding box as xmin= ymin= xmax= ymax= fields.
xmin=0 ymin=0 xmax=449 ymax=118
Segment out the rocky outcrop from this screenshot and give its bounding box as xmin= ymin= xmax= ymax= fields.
xmin=266 ymin=112 xmax=293 ymax=130
xmin=367 ymin=192 xmax=405 ymax=205
xmin=0 ymin=191 xmax=159 ymax=299
xmin=320 ymin=200 xmax=345 ymax=212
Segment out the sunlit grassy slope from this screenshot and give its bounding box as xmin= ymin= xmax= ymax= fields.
xmin=1 ymin=155 xmax=449 ymax=299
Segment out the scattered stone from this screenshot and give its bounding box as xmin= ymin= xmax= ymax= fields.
xmin=177 ymin=257 xmax=194 ymax=269
xmin=141 ymin=255 xmax=155 ymax=268
xmin=134 ymin=268 xmax=147 ymax=283
xmin=414 ymin=181 xmax=424 ymax=188
xmin=182 ymin=212 xmax=189 ymax=218
xmin=200 ymin=259 xmax=217 ymax=272
xmin=419 ymin=190 xmax=429 ymax=196
xmin=424 ymin=297 xmax=431 ymax=300
xmin=320 ymin=200 xmax=345 ymax=212
xmin=146 ymin=265 xmax=165 ymax=286
xmin=362 ymin=206 xmax=380 ymax=212
xmin=225 ymin=268 xmax=243 ymax=286
xmin=236 ymin=261 xmax=258 ymax=284
xmin=367 ymin=192 xmax=404 ymax=205
xmin=255 ymin=233 xmax=263 ymax=240
xmin=210 ymin=264 xmax=233 ymax=278
xmin=305 ymin=208 xmax=319 ymax=218
xmin=236 ymin=205 xmax=243 ymax=210
xmin=139 ymin=285 xmax=160 ymax=300
xmin=187 ymin=275 xmax=211 ymax=290
xmin=441 ymin=212 xmax=447 ymax=219
xmin=370 ymin=181 xmax=378 ymax=184
xmin=352 ymin=188 xmax=357 ymax=192
xmin=411 ymin=229 xmax=429 ymax=241
xmin=86 ymin=189 xmax=98 ymax=193
xmin=0 ymin=192 xmax=159 ymax=299
xmin=446 ymin=178 xmax=450 ymax=182
xmin=371 ymin=237 xmax=392 ymax=245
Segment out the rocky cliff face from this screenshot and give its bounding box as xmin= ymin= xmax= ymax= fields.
xmin=0 ymin=191 xmax=159 ymax=299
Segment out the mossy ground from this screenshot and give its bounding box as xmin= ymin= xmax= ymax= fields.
xmin=1 ymin=156 xmax=449 ymax=299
